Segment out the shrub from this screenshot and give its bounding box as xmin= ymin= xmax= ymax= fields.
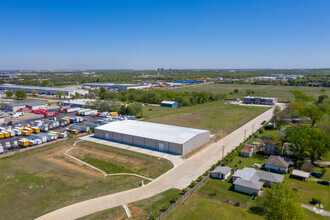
xmin=203 ymin=170 xmax=210 ymax=176
xmin=234 ymin=202 xmax=240 ymax=206
xmin=321 ymin=167 xmax=326 ymax=175
xmin=189 ymin=181 xmax=197 ymax=188
xmin=288 ymin=167 xmax=294 ymax=174
xmin=197 ymin=176 xmax=203 ymax=182
xmin=181 ymin=187 xmax=189 ymax=195
xmin=311 ymin=197 xmax=321 ymax=205
xmin=249 ymin=206 xmax=265 ymax=216
xmin=211 ymin=164 xmax=217 ymax=170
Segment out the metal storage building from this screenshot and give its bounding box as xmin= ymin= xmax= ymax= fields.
xmin=95 ymin=120 xmax=210 ymax=155
xmin=160 ymin=101 xmax=178 ymax=107
xmin=2 ymin=101 xmax=47 ymax=111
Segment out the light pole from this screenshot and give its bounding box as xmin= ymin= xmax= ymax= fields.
xmin=148 ymin=198 xmax=153 ymax=220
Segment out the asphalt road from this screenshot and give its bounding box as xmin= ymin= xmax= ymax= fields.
xmin=37 ymin=103 xmax=285 ymax=220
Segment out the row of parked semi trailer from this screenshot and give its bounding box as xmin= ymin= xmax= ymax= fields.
xmin=0 ymin=116 xmax=92 ymax=154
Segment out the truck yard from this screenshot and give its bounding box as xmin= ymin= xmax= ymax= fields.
xmin=0 ymin=106 xmax=133 ymax=155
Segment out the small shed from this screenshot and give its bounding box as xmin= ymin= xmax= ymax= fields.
xmin=211 ymin=166 xmax=231 ymax=180
xmin=291 ymin=169 xmax=310 ymax=181
xmin=160 ymin=101 xmax=178 ymax=108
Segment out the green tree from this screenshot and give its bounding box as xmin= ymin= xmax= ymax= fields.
xmin=285 ymin=126 xmax=310 ymax=161
xmin=56 ymin=90 xmax=65 ymax=99
xmin=5 ymin=90 xmax=14 ymax=98
xmin=292 ymin=90 xmax=314 ymax=102
xmin=317 ymin=94 xmax=328 ymax=104
xmin=286 ymin=126 xmax=329 ymax=163
xmin=307 ymin=128 xmax=329 ymax=163
xmin=303 ymin=105 xmax=324 ymax=127
xmin=31 ymin=90 xmax=38 ymax=96
xmin=259 ymin=183 xmax=306 ymax=220
xmin=126 ymin=103 xmax=143 ymax=116
xmin=273 ymin=105 xmax=281 ymax=118
xmin=15 ymin=90 xmax=27 ymax=99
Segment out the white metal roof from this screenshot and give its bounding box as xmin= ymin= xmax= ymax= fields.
xmin=161 ymin=101 xmax=177 ymax=105
xmin=292 ymin=169 xmax=310 ymax=178
xmin=95 ymin=120 xmax=210 ymax=144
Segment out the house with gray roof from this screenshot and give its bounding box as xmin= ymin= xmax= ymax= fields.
xmin=264 ymin=155 xmax=292 ymax=174
xmin=211 ymin=166 xmax=231 ymax=180
xmin=232 ymin=167 xmax=284 ymax=195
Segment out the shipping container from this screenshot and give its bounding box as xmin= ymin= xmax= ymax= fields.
xmin=12 ymin=129 xmax=22 ymax=136
xmin=0 ymin=145 xmax=3 ymax=154
xmin=72 ymin=125 xmax=90 ymax=132
xmin=29 ymin=134 xmax=47 ymax=143
xmin=3 ymin=142 xmax=11 ymax=149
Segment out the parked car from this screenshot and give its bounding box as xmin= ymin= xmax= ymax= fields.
xmin=317 ymin=180 xmax=329 ymax=186
xmin=261 ymin=120 xmax=266 ymax=125
xmin=311 ymin=171 xmax=323 ymax=179
xmin=7 ymin=121 xmax=13 ymax=125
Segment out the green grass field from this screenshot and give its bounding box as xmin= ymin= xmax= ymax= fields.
xmin=145 ymin=101 xmax=269 ymax=137
xmin=164 ymin=193 xmax=262 ymax=220
xmin=174 ymin=83 xmax=330 ymax=102
xmin=0 ymin=137 xmax=171 ymax=220
xmin=197 ymin=179 xmax=252 ymax=206
xmin=72 ymin=141 xmax=173 ymax=178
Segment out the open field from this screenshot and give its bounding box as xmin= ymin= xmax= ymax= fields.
xmin=173 ymin=83 xmax=330 ymax=102
xmin=70 ymin=141 xmax=173 ymax=178
xmin=145 ymin=101 xmax=269 ymax=138
xmin=164 ymin=193 xmax=262 ymax=220
xmin=79 ymin=188 xmax=181 ymax=220
xmin=197 ymin=179 xmax=252 ymax=206
xmin=0 ymin=137 xmax=172 ymax=220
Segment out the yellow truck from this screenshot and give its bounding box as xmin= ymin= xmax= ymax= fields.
xmin=23 ymin=128 xmax=33 ymax=136
xmin=31 ymin=127 xmax=40 ymax=133
xmin=109 ymin=112 xmax=118 ymax=116
xmin=70 ymin=129 xmax=79 ymax=135
xmin=3 ymin=131 xmax=10 ymax=138
xmin=0 ymin=132 xmax=4 ymax=139
xmin=18 ymin=138 xmax=29 ymax=147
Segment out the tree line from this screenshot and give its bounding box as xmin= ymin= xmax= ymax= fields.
xmin=98 ymin=89 xmax=227 ymax=107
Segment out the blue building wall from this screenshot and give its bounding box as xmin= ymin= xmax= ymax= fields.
xmin=161 ymin=102 xmax=178 ymax=107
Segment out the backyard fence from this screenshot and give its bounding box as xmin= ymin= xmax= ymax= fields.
xmin=156 ymin=175 xmax=210 ymax=220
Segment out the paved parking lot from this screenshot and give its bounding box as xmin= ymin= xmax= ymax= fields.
xmin=0 ymin=109 xmax=101 ymax=154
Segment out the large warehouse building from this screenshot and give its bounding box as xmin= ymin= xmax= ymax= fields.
xmin=95 ymin=120 xmax=210 ymax=155
xmin=0 ymin=84 xmax=88 ymax=96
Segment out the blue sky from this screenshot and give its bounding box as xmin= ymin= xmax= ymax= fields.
xmin=0 ymin=0 xmax=329 ymax=70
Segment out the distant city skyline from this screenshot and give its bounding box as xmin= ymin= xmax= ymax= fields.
xmin=1 ymin=0 xmax=330 ymax=70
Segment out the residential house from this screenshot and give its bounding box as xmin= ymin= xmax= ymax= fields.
xmin=232 ymin=167 xmax=284 ymax=195
xmin=210 ymin=166 xmax=231 ymax=180
xmin=264 ymin=139 xmax=279 ymax=155
xmin=291 ymin=170 xmax=310 ymax=181
xmin=264 ymin=155 xmax=292 ymax=174
xmin=240 ymin=145 xmax=255 ymax=158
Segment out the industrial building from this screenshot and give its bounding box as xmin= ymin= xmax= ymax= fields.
xmin=243 ymin=96 xmax=278 ymax=105
xmin=95 ymin=120 xmax=210 ymax=155
xmin=62 ymin=99 xmax=97 ymax=108
xmin=0 ymin=84 xmax=89 ymax=96
xmin=160 ymin=101 xmax=178 ymax=107
xmin=83 ymin=83 xmax=151 ymax=91
xmin=2 ymin=101 xmax=47 ymax=111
